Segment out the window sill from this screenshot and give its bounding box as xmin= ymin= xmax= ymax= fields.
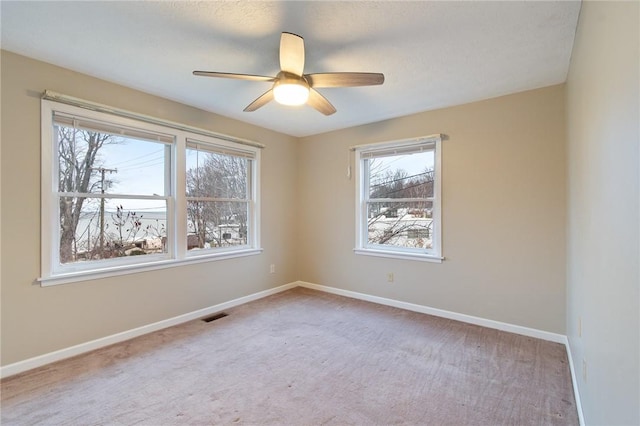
xmin=38 ymin=248 xmax=263 ymax=287
xmin=353 ymin=248 xmax=443 ymax=263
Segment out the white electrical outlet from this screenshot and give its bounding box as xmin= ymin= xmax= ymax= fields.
xmin=387 ymin=272 xmax=394 ymax=283
xmin=270 ymin=264 xmax=275 ymax=274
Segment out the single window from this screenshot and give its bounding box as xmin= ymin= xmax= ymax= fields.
xmin=49 ymin=111 xmax=172 ymax=274
xmin=185 ymin=140 xmax=256 ymax=254
xmin=41 ymin=99 xmax=262 ymax=284
xmin=354 ymin=135 xmax=442 ymax=262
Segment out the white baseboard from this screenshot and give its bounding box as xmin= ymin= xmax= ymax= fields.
xmin=0 ymin=282 xmax=297 ymax=379
xmin=296 ymin=281 xmax=566 ymax=343
xmin=564 ymin=337 xmax=586 ymax=426
xmin=0 ymin=278 xmax=584 ymax=426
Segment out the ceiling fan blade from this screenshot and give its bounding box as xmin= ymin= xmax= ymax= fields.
xmin=243 ymin=89 xmax=275 ymax=112
xmin=280 ymin=32 xmax=305 ymax=77
xmin=307 ymin=88 xmax=336 ymax=116
xmin=305 ymin=72 xmax=385 ymax=88
xmin=193 ymin=71 xmax=276 ymax=82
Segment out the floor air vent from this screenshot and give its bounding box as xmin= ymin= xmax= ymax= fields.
xmin=202 ymin=312 xmax=228 ymax=323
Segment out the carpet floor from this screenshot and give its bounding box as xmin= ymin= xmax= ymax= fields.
xmin=1 ymin=287 xmax=578 ymax=425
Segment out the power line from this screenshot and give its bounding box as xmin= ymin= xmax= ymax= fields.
xmin=117 ymin=162 xmax=166 ymax=172
xmin=370 ymin=170 xmax=433 ymax=189
xmin=113 ymin=155 xmax=165 ymax=171
xmin=108 ymin=148 xmax=164 ymax=167
xmin=373 ymin=179 xmax=434 ymax=199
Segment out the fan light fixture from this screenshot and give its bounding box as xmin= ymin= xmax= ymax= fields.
xmin=273 ymin=75 xmax=309 ymax=106
xmin=193 ymin=32 xmax=385 ymax=115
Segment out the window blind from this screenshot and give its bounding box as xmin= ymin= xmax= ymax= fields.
xmin=355 ymin=135 xmax=442 ymax=159
xmin=53 ymin=111 xmax=174 ymax=144
xmin=186 ymin=139 xmax=256 ymax=160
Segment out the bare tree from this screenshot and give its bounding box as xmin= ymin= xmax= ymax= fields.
xmin=186 ymin=152 xmax=249 ymax=249
xmin=107 ymin=205 xmax=145 ymax=256
xmin=366 ymin=158 xmax=434 ymax=248
xmin=57 ymin=127 xmax=115 ymax=263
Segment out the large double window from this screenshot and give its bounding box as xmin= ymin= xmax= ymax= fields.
xmin=355 ymin=136 xmax=442 ymax=262
xmin=41 ymin=99 xmax=261 ymax=285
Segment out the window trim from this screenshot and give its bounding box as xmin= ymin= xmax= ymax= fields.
xmin=38 ymin=248 xmax=263 ymax=287
xmin=354 ymin=135 xmax=443 ymax=262
xmin=40 ymin=98 xmax=262 ymax=286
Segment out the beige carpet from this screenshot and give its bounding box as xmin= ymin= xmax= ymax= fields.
xmin=1 ymin=287 xmax=578 ymax=425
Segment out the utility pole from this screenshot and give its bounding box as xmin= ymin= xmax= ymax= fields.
xmin=93 ymin=167 xmax=117 ymax=253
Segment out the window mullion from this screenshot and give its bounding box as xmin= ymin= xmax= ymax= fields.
xmin=186 ymin=197 xmax=250 ymax=203
xmin=174 ymin=133 xmax=187 ymax=260
xmin=57 ymin=192 xmax=170 ymax=200
xmin=368 ymin=197 xmax=426 ymax=203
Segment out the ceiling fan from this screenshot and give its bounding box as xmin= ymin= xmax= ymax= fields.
xmin=193 ymin=32 xmax=384 ymax=116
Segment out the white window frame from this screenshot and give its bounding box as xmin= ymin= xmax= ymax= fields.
xmin=184 ymin=138 xmax=259 ymax=257
xmin=354 ymin=135 xmax=443 ymax=262
xmin=40 ymin=99 xmax=262 ymax=286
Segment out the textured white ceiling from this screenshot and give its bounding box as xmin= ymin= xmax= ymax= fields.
xmin=1 ymin=1 xmax=581 ymax=137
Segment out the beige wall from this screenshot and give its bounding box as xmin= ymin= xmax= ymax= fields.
xmin=298 ymin=85 xmax=567 ymax=333
xmin=566 ymin=2 xmax=639 ymax=424
xmin=0 ymin=50 xmax=569 ymax=368
xmin=1 ymin=50 xmax=569 ymax=367
xmin=0 ymin=51 xmax=299 ymax=365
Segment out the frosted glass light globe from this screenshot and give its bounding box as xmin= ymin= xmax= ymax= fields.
xmin=273 ymin=74 xmax=310 ymax=106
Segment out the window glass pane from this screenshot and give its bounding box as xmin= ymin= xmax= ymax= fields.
xmin=367 ymin=150 xmax=434 ymax=199
xmin=186 ymin=201 xmax=249 ymax=250
xmin=367 ymin=201 xmax=434 ymax=249
xmin=59 ymin=197 xmax=167 ymax=264
xmin=186 ymin=147 xmax=249 ymax=199
xmin=56 ymin=124 xmax=169 ymax=197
